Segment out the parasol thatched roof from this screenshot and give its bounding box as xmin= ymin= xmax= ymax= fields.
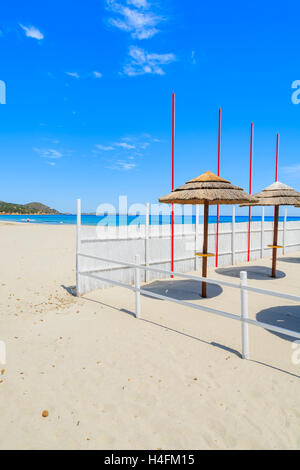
xmin=159 ymin=171 xmax=257 ymax=205
xmin=240 ymin=181 xmax=300 ymax=207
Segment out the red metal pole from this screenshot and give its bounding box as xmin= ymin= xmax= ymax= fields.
xmin=247 ymin=123 xmax=254 ymax=262
xmin=171 ymin=91 xmax=175 ymax=277
xmin=275 ymin=133 xmax=279 ymax=182
xmin=272 ymin=133 xmax=280 ymax=277
xmin=216 ymin=107 xmax=221 ymax=267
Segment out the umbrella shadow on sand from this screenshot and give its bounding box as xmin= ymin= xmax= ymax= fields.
xmin=278 ymin=257 xmax=300 ymax=264
xmin=141 ymin=279 xmax=222 ymax=301
xmin=256 ymin=305 xmax=300 ymax=342
xmin=215 ymin=266 xmax=286 ymax=280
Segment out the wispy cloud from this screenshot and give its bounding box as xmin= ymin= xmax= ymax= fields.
xmin=66 ymin=72 xmax=80 ymax=79
xmin=33 ymin=148 xmax=63 ymax=159
xmin=106 ymin=0 xmax=164 ymax=40
xmin=65 ymin=71 xmax=103 ymax=79
xmin=19 ymin=24 xmax=44 ymax=40
xmin=93 ymin=71 xmax=103 ymax=78
xmin=95 ymin=134 xmax=161 ymax=170
xmin=140 ymin=142 xmax=150 ymax=149
xmin=96 ymin=144 xmax=115 ymax=151
xmin=123 ymin=46 xmax=176 ymax=76
xmin=282 ymin=164 xmax=300 ymax=176
xmin=127 ymin=0 xmax=149 ymax=7
xmin=111 ymin=160 xmax=136 ymax=171
xmin=115 ymin=142 xmax=136 ymax=149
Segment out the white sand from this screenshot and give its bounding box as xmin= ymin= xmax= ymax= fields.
xmin=0 ymin=221 xmax=300 ymax=450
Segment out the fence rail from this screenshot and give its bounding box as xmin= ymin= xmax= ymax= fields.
xmin=76 ymin=199 xmax=300 ymax=360
xmin=78 ymin=252 xmax=300 ymax=360
xmin=80 ymin=226 xmax=300 ymax=243
xmin=77 ymin=200 xmax=300 ymax=292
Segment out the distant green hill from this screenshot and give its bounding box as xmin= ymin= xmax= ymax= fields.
xmin=0 ymin=201 xmax=60 ymax=215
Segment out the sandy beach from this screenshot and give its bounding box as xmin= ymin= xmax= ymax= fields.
xmin=0 ymin=220 xmax=300 ymax=450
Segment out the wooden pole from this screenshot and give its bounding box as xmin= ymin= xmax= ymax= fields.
xmin=240 ymin=271 xmax=250 ymax=360
xmin=202 ymin=201 xmax=209 ymax=298
xmin=261 ymin=207 xmax=264 ymax=258
xmin=145 ymin=202 xmax=150 ymax=282
xmin=283 ymin=207 xmax=287 ymax=255
xmin=232 ymin=206 xmax=236 ymax=265
xmin=271 ymin=205 xmax=279 ymax=278
xmin=272 ymin=134 xmax=280 ymax=278
xmin=135 ymin=255 xmax=141 ymax=319
xmin=195 ymin=205 xmax=200 ymax=271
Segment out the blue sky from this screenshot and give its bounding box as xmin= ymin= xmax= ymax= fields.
xmin=0 ymin=0 xmax=300 ymax=214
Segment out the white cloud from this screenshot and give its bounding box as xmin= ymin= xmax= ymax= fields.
xmin=95 ymin=134 xmax=159 ymax=161
xmin=112 ymin=160 xmax=136 ymax=170
xmin=47 ymin=162 xmax=56 ymax=166
xmin=282 ymin=164 xmax=300 ymax=176
xmin=19 ymin=24 xmax=44 ymax=40
xmin=140 ymin=142 xmax=150 ymax=149
xmin=93 ymin=71 xmax=103 ymax=78
xmin=123 ymin=46 xmax=176 ymax=76
xmin=191 ymin=51 xmax=197 ymax=65
xmin=34 ymin=148 xmax=63 ymax=159
xmin=127 ymin=0 xmax=149 ymax=7
xmin=96 ymin=144 xmax=115 ymax=151
xmin=106 ymin=0 xmax=163 ymax=40
xmin=66 ymin=72 xmax=80 ymax=79
xmin=115 ymin=142 xmax=136 ymax=149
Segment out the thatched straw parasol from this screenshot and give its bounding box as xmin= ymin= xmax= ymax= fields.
xmin=159 ymin=171 xmax=257 ymax=297
xmin=240 ymin=181 xmax=300 ymax=278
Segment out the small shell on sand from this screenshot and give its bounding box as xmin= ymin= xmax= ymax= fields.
xmin=42 ymin=410 xmax=49 ymax=418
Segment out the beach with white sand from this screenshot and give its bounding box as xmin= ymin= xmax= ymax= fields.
xmin=2 ymin=0 xmax=300 ymax=455
xmin=0 ymin=220 xmax=299 ymax=450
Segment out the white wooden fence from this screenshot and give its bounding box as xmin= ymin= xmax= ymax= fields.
xmin=76 ymin=199 xmax=300 ymax=296
xmin=77 ymin=252 xmax=300 ymax=360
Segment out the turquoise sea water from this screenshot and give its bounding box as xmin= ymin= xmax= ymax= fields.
xmin=1 ymin=214 xmax=300 ymax=226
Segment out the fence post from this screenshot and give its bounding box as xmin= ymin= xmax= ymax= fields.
xmin=145 ymin=203 xmax=150 ymax=282
xmin=240 ymin=271 xmax=250 ymax=360
xmin=232 ymin=206 xmax=236 ymax=265
xmin=261 ymin=206 xmax=264 ymax=259
xmin=283 ymin=207 xmax=287 ymax=255
xmin=135 ymin=254 xmax=141 ymax=319
xmin=76 ymin=199 xmax=82 ymax=296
